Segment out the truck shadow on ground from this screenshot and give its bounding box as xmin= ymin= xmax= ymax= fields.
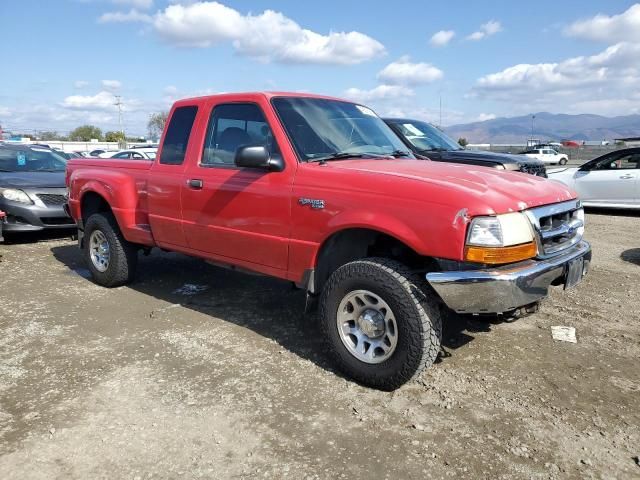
xmin=621 ymin=248 xmax=640 ymax=266
xmin=50 ymin=244 xmax=502 ymax=382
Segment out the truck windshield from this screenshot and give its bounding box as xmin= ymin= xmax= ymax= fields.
xmin=0 ymin=147 xmax=67 ymax=172
xmin=391 ymin=120 xmax=463 ymax=152
xmin=272 ymin=97 xmax=412 ymax=161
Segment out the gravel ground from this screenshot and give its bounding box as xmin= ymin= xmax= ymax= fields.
xmin=0 ymin=210 xmax=639 ymax=479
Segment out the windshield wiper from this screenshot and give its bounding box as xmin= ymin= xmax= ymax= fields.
xmin=308 ymin=152 xmax=385 ymax=164
xmin=419 ymin=147 xmax=449 ymax=153
xmin=388 ymin=149 xmax=411 ymax=158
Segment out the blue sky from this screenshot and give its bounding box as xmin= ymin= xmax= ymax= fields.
xmin=1 ymin=0 xmax=639 ymax=137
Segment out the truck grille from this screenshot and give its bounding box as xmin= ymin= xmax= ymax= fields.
xmin=525 ymin=200 xmax=584 ymax=258
xmin=520 ymin=163 xmax=547 ymax=178
xmin=36 ymin=193 xmax=67 ymax=206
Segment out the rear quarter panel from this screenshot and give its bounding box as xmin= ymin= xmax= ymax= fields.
xmin=67 ymin=159 xmax=155 ymax=245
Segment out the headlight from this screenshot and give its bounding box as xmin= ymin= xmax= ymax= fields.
xmin=465 ymin=212 xmax=537 ymax=264
xmin=1 ymin=188 xmax=33 ymax=204
xmin=467 ymin=213 xmax=533 ymax=247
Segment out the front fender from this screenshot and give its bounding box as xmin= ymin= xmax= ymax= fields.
xmin=320 ymin=209 xmax=427 ymax=256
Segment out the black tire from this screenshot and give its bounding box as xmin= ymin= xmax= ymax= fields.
xmin=319 ymin=258 xmax=442 ymax=390
xmin=83 ymin=212 xmax=138 ymax=287
xmin=559 ymin=158 xmax=568 ymax=165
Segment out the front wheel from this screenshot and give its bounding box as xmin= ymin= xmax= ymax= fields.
xmin=319 ymin=258 xmax=442 ymax=390
xmin=83 ymin=212 xmax=138 ymax=287
xmin=559 ymin=158 xmax=568 ymax=165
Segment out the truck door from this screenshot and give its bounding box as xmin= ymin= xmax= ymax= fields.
xmin=147 ymin=104 xmax=199 ymax=248
xmin=181 ymin=101 xmax=293 ymax=272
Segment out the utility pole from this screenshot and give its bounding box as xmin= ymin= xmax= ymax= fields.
xmin=531 ymin=114 xmax=536 ymax=141
xmin=114 ymin=95 xmax=125 ymax=147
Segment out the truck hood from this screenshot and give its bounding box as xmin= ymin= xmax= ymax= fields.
xmin=0 ymin=171 xmax=66 ymax=189
xmin=328 ymin=159 xmax=575 ymax=214
xmin=440 ymin=149 xmax=540 ymax=166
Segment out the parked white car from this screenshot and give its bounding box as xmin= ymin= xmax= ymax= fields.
xmin=523 ymin=147 xmax=569 ymax=165
xmin=108 ymin=148 xmax=157 ymax=160
xmin=548 ymin=148 xmax=640 ymax=209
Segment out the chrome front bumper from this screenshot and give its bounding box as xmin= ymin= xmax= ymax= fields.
xmin=426 ymin=241 xmax=591 ymax=314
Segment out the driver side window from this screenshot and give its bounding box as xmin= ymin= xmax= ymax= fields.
xmin=201 ymin=103 xmax=281 ymax=167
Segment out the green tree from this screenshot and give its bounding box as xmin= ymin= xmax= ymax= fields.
xmin=147 ymin=111 xmax=168 ymax=140
xmin=39 ymin=131 xmax=65 ymax=141
xmin=458 ymin=137 xmax=469 ymax=147
xmin=69 ymin=125 xmax=103 ymax=141
xmin=105 ymin=130 xmax=126 ymax=142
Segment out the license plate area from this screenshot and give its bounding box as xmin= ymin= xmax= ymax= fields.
xmin=564 ymin=256 xmax=584 ymax=289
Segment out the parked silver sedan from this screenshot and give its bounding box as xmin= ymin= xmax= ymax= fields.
xmin=547 ymin=148 xmax=640 ymax=209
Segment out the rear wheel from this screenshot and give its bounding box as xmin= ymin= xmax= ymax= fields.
xmin=320 ymin=258 xmax=442 ymax=390
xmin=83 ymin=212 xmax=138 ymax=287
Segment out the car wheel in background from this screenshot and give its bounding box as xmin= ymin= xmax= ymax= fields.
xmin=320 ymin=257 xmax=442 ymax=390
xmin=559 ymin=158 xmax=568 ymax=165
xmin=83 ymin=212 xmax=138 ymax=287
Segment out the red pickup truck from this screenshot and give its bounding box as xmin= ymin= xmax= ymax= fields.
xmin=66 ymin=92 xmax=591 ymax=390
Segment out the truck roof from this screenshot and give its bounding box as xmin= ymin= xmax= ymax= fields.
xmin=174 ymin=91 xmax=352 ymax=106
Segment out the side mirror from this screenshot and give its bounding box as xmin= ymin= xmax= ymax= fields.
xmin=235 ymin=145 xmax=284 ymax=172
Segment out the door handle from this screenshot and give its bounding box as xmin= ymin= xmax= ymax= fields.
xmin=619 ymin=174 xmax=635 ymax=179
xmin=187 ymin=179 xmax=203 ymax=189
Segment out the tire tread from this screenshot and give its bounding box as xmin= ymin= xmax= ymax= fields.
xmin=319 ymin=257 xmax=442 ymax=390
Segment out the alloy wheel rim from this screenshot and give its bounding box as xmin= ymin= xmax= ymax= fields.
xmin=336 ymin=289 xmax=398 ymax=364
xmin=89 ymin=230 xmax=110 ymax=272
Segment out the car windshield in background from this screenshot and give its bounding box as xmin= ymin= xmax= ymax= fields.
xmin=0 ymin=147 xmax=67 ymax=172
xmin=392 ymin=120 xmax=463 ymax=152
xmin=272 ymin=97 xmax=411 ymax=161
xmin=145 ymin=151 xmax=157 ymax=159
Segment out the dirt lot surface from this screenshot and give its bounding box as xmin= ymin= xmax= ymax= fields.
xmin=1 ymin=211 xmax=639 ymax=479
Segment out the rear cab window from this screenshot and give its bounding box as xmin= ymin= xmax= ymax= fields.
xmin=159 ymin=106 xmax=199 ymax=165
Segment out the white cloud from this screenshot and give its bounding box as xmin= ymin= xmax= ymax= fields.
xmin=100 ymin=1 xmax=385 ymax=65
xmin=377 ymin=56 xmax=443 ymax=86
xmin=62 ymin=91 xmax=118 ymax=111
xmin=466 ymin=20 xmax=502 ymax=41
xmin=102 ymin=79 xmax=122 ymax=90
xmin=344 ymin=85 xmax=414 ymax=103
xmin=112 ymin=0 xmax=153 ymax=9
xmin=566 ymin=4 xmax=640 ymax=43
xmin=0 ymin=106 xmax=11 ymax=117
xmin=99 ymin=9 xmax=152 ymax=23
xmin=472 ymin=42 xmax=640 ymax=115
xmin=476 ymin=113 xmax=496 ymax=122
xmin=430 ymin=30 xmax=455 ymax=47
xmin=377 ymin=105 xmax=468 ymax=126
xmin=74 ymin=80 xmax=89 ymax=89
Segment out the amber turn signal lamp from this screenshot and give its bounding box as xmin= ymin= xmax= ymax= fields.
xmin=464 ymin=242 xmax=537 ymax=265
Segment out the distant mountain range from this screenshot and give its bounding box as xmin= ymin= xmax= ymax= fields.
xmin=444 ymin=112 xmax=640 ymax=144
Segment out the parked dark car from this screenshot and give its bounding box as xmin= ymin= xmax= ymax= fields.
xmin=384 ymin=118 xmax=547 ymax=177
xmin=58 ymin=151 xmax=84 ymax=160
xmin=0 ymin=144 xmax=76 ymax=234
